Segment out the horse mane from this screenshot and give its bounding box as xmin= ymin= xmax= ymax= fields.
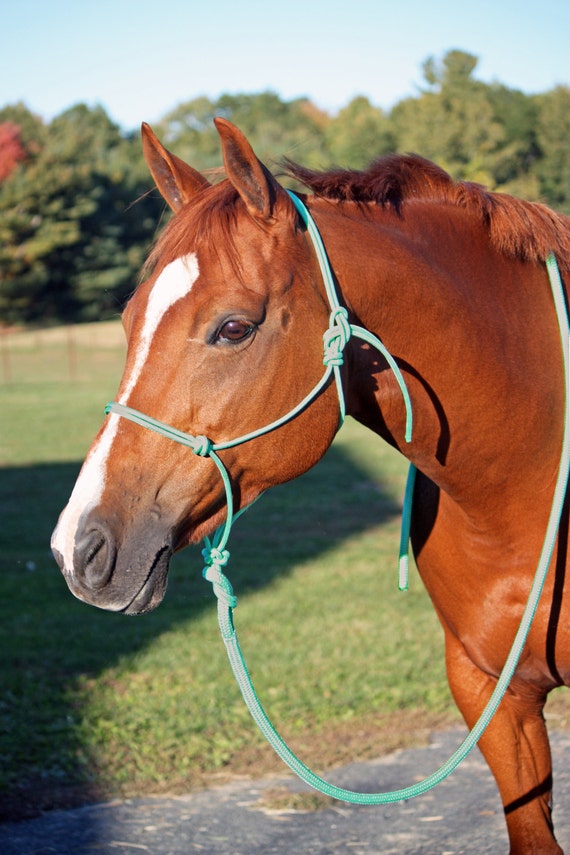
xmin=283 ymin=154 xmax=570 ymax=272
xmin=146 ymin=153 xmax=570 ymax=276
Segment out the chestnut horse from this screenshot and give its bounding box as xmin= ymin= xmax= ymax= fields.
xmin=52 ymin=119 xmax=570 ymax=853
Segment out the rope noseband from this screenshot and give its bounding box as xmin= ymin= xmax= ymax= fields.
xmin=106 ymin=194 xmax=570 ymax=804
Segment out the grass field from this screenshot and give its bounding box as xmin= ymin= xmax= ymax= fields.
xmin=3 ymin=322 xmax=566 ymax=819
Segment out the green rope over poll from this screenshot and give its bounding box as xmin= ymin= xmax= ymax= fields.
xmin=105 ymin=191 xmax=569 ymax=804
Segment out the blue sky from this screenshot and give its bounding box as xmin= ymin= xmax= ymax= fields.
xmin=2 ymin=0 xmax=569 ymax=131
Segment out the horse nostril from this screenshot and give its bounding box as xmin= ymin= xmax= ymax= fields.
xmin=74 ymin=525 xmax=116 ymax=591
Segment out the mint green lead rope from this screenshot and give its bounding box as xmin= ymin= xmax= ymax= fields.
xmin=212 ymin=250 xmax=569 ymax=805
xmin=106 ymin=193 xmax=569 ymax=804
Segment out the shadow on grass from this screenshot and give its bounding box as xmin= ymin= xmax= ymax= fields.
xmin=0 ymin=442 xmax=402 ymax=820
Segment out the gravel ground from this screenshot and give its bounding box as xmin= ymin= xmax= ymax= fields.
xmin=2 ymin=729 xmax=570 ymax=855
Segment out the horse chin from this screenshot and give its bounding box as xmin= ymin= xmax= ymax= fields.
xmin=121 ymin=551 xmax=171 ymax=615
xmin=120 ymin=584 xmax=166 ymax=615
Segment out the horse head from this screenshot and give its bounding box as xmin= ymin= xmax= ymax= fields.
xmin=51 ymin=120 xmax=342 ymax=614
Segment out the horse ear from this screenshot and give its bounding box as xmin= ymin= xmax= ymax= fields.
xmin=214 ymin=117 xmax=284 ymax=220
xmin=141 ymin=122 xmax=210 ymax=212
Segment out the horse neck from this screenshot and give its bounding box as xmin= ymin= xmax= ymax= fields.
xmin=312 ymin=199 xmax=565 ymax=517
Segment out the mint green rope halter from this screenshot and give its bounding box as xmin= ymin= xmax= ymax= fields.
xmin=106 ymin=191 xmax=569 ymax=805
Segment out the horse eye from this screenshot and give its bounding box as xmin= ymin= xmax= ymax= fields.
xmin=217 ymin=319 xmax=254 ymax=343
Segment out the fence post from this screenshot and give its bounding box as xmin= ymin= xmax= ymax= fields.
xmin=1 ymin=328 xmax=12 ymax=384
xmin=67 ymin=325 xmax=77 ymax=382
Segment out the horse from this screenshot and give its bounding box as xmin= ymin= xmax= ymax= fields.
xmin=51 ymin=117 xmax=570 ymax=853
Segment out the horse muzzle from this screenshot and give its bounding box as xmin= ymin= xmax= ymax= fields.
xmin=51 ymin=509 xmax=173 ymax=615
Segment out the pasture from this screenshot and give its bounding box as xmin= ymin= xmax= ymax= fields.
xmin=1 ymin=321 xmax=567 ymax=819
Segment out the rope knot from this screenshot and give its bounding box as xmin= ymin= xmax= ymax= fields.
xmin=192 ymin=435 xmax=213 ymax=457
xmin=202 ymin=549 xmax=237 ymax=609
xmin=323 ymin=307 xmax=351 ymax=367
xmin=203 ymin=546 xmax=230 ymax=567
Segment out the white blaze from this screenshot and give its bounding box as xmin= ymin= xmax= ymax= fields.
xmin=52 ymin=254 xmax=200 ymax=572
xmin=119 ymin=254 xmax=200 ymax=404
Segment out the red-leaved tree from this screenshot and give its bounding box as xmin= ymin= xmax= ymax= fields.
xmin=0 ymin=122 xmax=26 ymax=181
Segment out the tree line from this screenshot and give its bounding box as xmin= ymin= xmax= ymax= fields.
xmin=1 ymin=50 xmax=569 ymax=326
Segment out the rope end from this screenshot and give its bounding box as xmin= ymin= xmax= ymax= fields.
xmin=398 ymin=555 xmax=409 ymax=591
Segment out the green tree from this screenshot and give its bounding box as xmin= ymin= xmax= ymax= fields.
xmin=325 ymin=96 xmax=395 ymax=168
xmin=1 ymin=64 xmax=569 ymax=327
xmin=154 ymin=96 xmax=222 ymax=171
xmin=0 ymin=104 xmax=160 ymax=324
xmin=390 ymin=50 xmax=505 ymax=185
xmin=158 ymin=91 xmax=330 ymax=174
xmin=483 ymin=84 xmax=542 ymax=198
xmin=533 ymin=86 xmax=570 ymax=212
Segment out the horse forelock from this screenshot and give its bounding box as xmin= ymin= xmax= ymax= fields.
xmin=143 ymin=181 xmax=239 ymax=276
xmin=143 ymin=179 xmax=298 ymax=287
xmin=283 ymin=154 xmax=570 ymax=271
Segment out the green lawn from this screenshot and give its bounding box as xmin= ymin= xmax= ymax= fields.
xmin=1 ymin=322 xmax=458 ymax=816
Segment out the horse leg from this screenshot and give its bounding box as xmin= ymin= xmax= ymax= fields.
xmin=445 ymin=631 xmax=562 ymax=854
